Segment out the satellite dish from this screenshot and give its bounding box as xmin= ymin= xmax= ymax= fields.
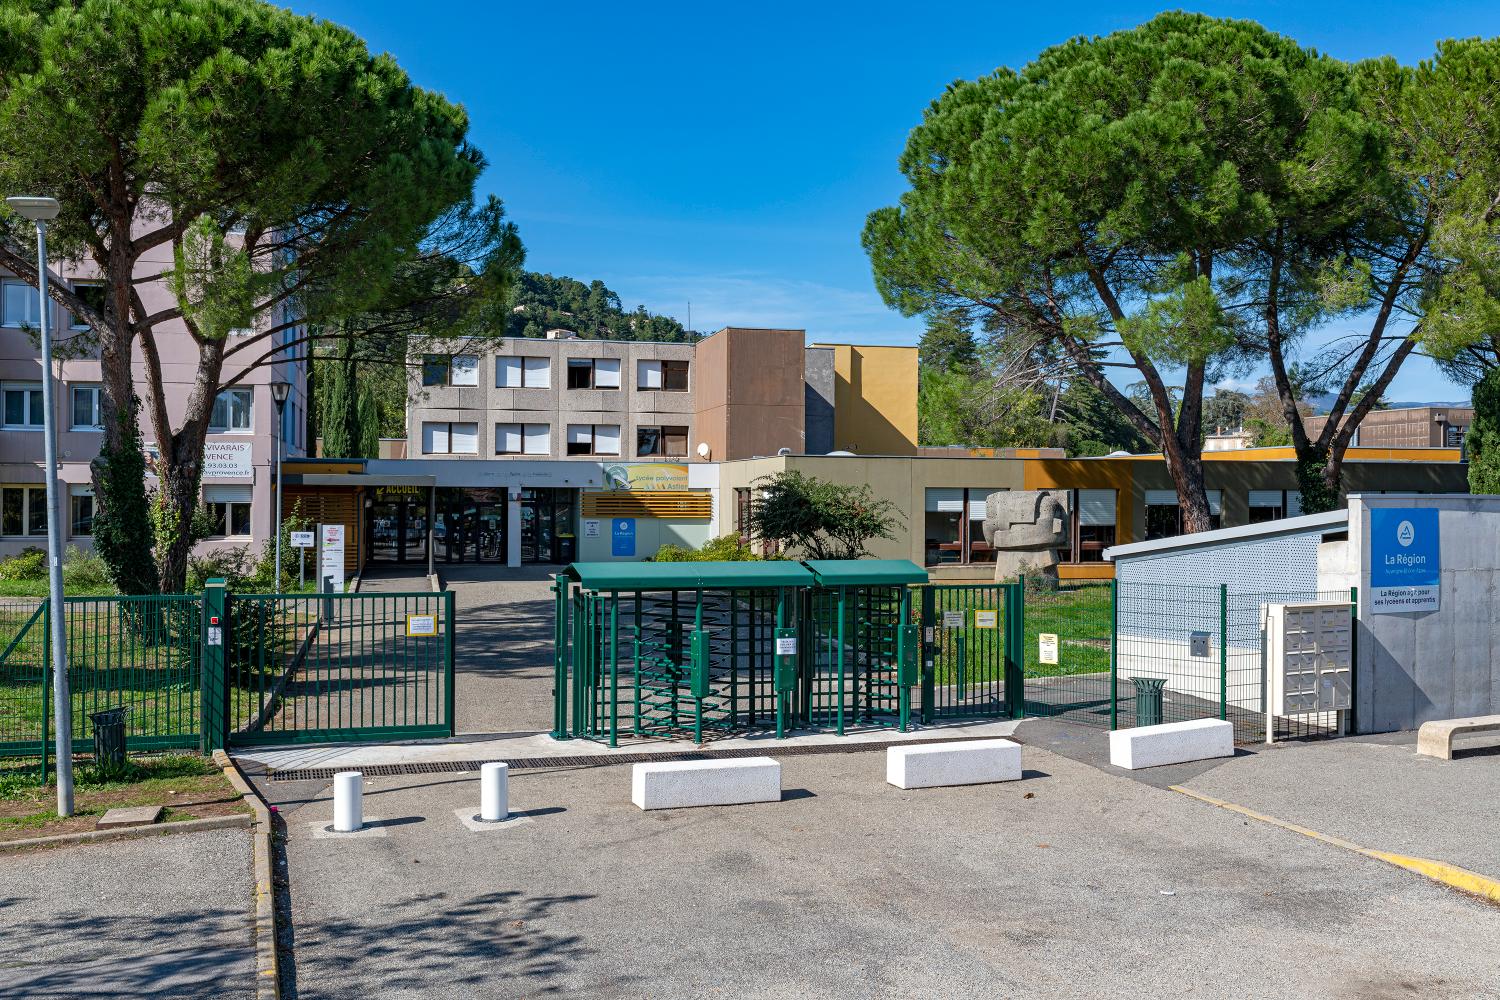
xmin=696 ymin=442 xmax=711 ymax=460
xmin=827 ymin=450 xmax=856 ymax=457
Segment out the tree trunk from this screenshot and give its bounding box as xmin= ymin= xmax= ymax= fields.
xmin=149 ymin=339 xmax=226 ymax=593
xmin=89 ymin=254 xmax=160 ymax=594
xmin=1165 ymin=445 xmax=1214 ymax=533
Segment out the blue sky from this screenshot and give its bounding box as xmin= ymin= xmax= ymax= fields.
xmin=294 ymin=1 xmax=1500 ymax=402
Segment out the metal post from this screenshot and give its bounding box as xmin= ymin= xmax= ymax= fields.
xmin=1109 ymin=579 xmax=1119 ymax=731
xmin=1219 ymin=584 xmax=1228 ymax=722
xmin=273 ymin=400 xmax=284 ymax=588
xmin=836 ymin=585 xmax=846 ymax=736
xmin=444 ymin=587 xmax=456 ymax=737
xmin=30 ymin=217 xmax=73 ymax=817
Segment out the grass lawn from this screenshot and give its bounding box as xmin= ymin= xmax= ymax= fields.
xmin=927 ymin=584 xmax=1113 ymax=684
xmin=0 ymin=753 xmax=248 ymax=843
xmin=1023 ymin=584 xmax=1112 ymax=678
xmin=0 ymin=580 xmax=119 ymax=598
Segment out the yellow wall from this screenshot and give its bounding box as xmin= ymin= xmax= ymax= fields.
xmin=821 ymin=344 xmax=918 ymax=456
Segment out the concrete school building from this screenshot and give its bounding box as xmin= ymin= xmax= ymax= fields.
xmin=280 ymin=444 xmax=1466 ymax=579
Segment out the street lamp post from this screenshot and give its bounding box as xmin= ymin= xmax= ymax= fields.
xmin=7 ymin=195 xmax=73 ymax=817
xmin=270 ymin=380 xmax=291 ymax=590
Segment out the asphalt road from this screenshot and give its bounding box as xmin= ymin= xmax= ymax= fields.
xmin=276 ymin=743 xmax=1500 ymax=999
xmin=0 ymin=829 xmax=255 ymax=999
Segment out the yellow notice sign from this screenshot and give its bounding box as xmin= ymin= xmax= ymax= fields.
xmin=973 ymin=609 xmax=998 ymax=629
xmin=405 ymin=614 xmax=438 ymax=637
xmin=1038 ymin=633 xmax=1059 ymax=665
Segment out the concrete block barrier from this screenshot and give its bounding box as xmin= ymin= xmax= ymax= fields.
xmin=886 ymin=739 xmax=1023 ymax=789
xmin=631 ymin=757 xmax=782 ymax=810
xmin=1108 ymin=718 xmax=1234 ymax=770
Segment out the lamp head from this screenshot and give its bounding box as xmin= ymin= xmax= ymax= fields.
xmin=270 ymin=380 xmax=292 ymax=405
xmin=5 ymin=196 xmax=61 ymax=222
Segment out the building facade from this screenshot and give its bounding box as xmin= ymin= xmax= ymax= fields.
xmin=0 ymin=244 xmax=308 ymax=562
xmin=1305 ymin=406 xmax=1472 ymax=450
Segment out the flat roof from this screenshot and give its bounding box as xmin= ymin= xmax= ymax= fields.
xmin=564 ymin=560 xmax=815 ymax=590
xmin=803 ymin=559 xmax=928 ymax=586
xmin=1105 ymin=509 xmax=1348 ymax=561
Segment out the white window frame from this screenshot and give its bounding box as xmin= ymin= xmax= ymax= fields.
xmin=2 ymin=382 xmax=45 ymax=431
xmin=449 ymin=354 xmax=479 ymax=386
xmin=208 ymin=388 xmax=254 ymax=434
xmin=566 ymin=357 xmax=621 ymax=390
xmin=496 ymin=422 xmax=549 ymax=455
xmin=71 ymin=384 xmax=103 ymax=431
xmin=422 ymin=421 xmax=478 ymax=455
xmin=69 ymin=280 xmax=105 ymax=331
xmin=2 ymin=279 xmax=40 ymax=328
xmin=565 ymin=423 xmax=620 ymax=456
xmin=498 ymin=356 xmax=551 ymax=389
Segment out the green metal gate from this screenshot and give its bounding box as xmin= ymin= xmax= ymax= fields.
xmin=223 ymin=588 xmax=455 ymax=747
xmin=919 ymin=583 xmax=1021 ymax=721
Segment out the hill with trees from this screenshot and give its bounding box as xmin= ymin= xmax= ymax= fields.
xmin=506 ymin=273 xmax=698 ymax=342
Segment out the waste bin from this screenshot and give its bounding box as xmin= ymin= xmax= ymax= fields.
xmin=89 ymin=706 xmax=129 ymax=773
xmin=1132 ymin=677 xmax=1166 ymax=728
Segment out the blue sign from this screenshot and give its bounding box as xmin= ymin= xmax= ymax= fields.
xmin=1370 ymin=507 xmax=1440 ymax=612
xmin=611 ymin=518 xmax=636 ymax=558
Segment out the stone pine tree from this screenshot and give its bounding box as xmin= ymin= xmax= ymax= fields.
xmin=866 ymin=14 xmax=1500 ymax=523
xmin=0 ymin=0 xmax=492 ymax=591
xmin=1468 ymin=371 xmax=1500 ymax=495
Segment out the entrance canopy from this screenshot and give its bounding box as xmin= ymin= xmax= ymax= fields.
xmin=562 ymin=560 xmax=815 ymax=591
xmin=803 ymin=559 xmax=929 ymax=586
xmin=561 ymin=558 xmax=928 ymax=592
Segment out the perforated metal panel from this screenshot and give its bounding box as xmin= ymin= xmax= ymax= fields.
xmin=1115 ymin=529 xmax=1325 ymax=595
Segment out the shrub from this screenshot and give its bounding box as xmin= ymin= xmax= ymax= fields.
xmin=0 ymin=547 xmax=47 ymax=581
xmin=185 ymin=546 xmax=256 ymax=592
xmin=651 ymin=535 xmax=763 ymax=562
xmin=62 ymin=546 xmax=112 ymax=588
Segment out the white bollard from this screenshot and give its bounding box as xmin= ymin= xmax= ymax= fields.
xmin=332 ymin=771 xmax=363 ymax=832
xmin=480 ymin=762 xmax=509 ymax=822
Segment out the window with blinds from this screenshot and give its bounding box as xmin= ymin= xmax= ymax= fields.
xmin=1078 ymin=489 xmax=1116 ymax=526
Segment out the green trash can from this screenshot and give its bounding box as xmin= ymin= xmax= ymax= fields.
xmin=89 ymin=706 xmax=129 ymax=773
xmin=1132 ymin=677 xmax=1166 ymax=728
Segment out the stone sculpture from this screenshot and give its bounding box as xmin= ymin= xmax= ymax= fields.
xmin=981 ymin=490 xmax=1068 ymax=584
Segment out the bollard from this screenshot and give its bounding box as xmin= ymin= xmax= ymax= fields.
xmin=480 ymin=762 xmax=509 ymax=822
xmin=333 ymin=771 xmax=363 ymax=832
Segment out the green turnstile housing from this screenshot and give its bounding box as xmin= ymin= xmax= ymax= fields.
xmin=552 ymin=559 xmax=928 ymax=745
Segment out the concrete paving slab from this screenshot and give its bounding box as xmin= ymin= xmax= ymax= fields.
xmin=95 ymin=804 xmax=164 ymax=828
xmin=277 ymin=744 xmax=1500 ymax=999
xmin=0 ymin=829 xmax=254 ymax=999
xmin=452 ymin=807 xmax=535 ymax=833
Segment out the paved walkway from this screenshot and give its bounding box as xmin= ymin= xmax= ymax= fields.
xmin=0 ymin=830 xmax=255 ymax=999
xmin=273 ymin=742 xmax=1500 ymax=999
xmin=435 ymin=565 xmax=560 ymax=736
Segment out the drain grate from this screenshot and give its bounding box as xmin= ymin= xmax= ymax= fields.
xmin=264 ymin=733 xmax=1021 ymax=782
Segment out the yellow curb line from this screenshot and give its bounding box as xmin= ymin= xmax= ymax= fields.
xmin=1170 ymin=785 xmax=1500 ymax=907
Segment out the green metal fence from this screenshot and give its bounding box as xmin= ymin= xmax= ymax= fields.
xmin=1020 ymin=581 xmax=1114 ymax=727
xmin=0 ymin=594 xmax=202 ymax=760
xmin=0 ymin=585 xmax=454 ymax=762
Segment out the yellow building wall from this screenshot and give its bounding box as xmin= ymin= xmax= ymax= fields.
xmin=823 ymin=344 xmax=918 ymax=456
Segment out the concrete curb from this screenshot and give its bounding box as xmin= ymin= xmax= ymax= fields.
xmin=1170 ymin=785 xmax=1500 ymax=907
xmin=0 ymin=812 xmax=251 ymax=852
xmin=216 ymin=749 xmax=281 ymax=1000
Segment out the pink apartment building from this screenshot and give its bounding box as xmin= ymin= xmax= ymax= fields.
xmin=0 ymin=236 xmax=308 ymax=563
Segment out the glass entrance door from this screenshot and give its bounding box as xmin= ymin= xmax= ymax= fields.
xmin=369 ymin=493 xmax=428 ymax=563
xmin=521 ymin=488 xmax=577 ymax=563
